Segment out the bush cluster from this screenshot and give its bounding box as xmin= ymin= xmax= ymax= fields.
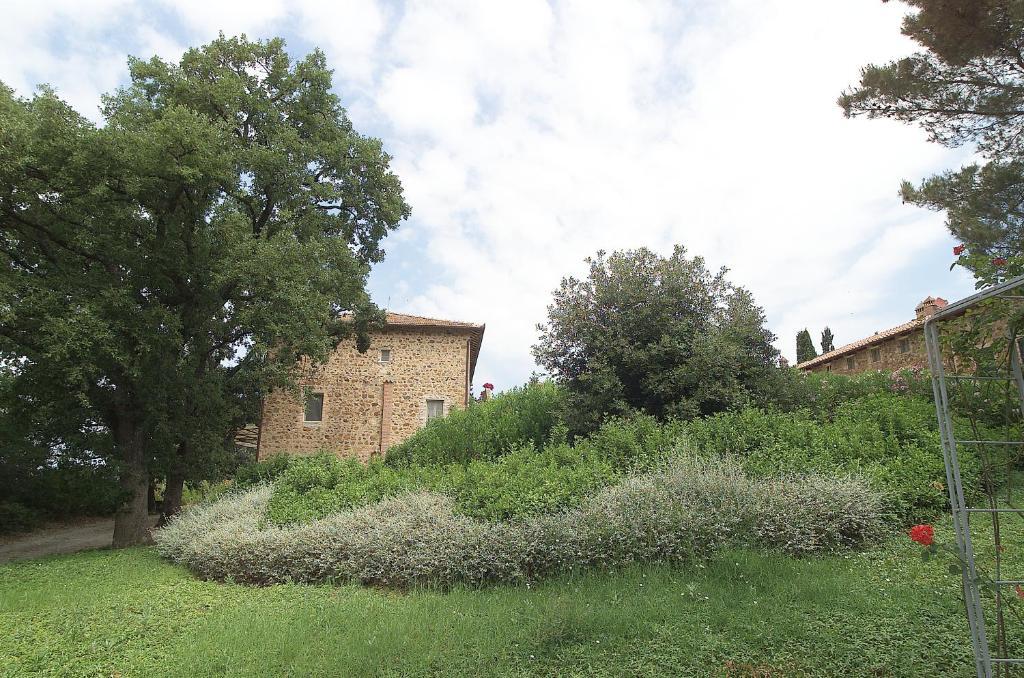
xmin=383 ymin=381 xmax=565 ymax=467
xmin=260 ymin=413 xmax=684 ymax=525
xmin=0 ymin=460 xmax=125 ymax=534
xmin=686 ymin=392 xmax=985 ymax=524
xmin=250 ymin=391 xmax=973 ymax=529
xmin=156 ymin=457 xmax=885 ymax=588
xmin=769 ymin=368 xmax=933 ymax=419
xmin=233 ymin=453 xmax=292 ymax=491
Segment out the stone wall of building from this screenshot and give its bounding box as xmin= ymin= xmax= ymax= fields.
xmin=257 ymin=327 xmax=471 ymax=461
xmin=806 ymin=329 xmax=927 ymax=375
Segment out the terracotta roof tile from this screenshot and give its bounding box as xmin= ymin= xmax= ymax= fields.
xmin=383 ymin=312 xmax=484 ymax=329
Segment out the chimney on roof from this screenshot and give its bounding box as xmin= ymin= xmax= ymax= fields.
xmin=915 ymin=296 xmax=948 ymax=320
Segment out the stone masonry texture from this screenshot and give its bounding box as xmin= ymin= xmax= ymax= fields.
xmin=804 ymin=329 xmax=927 ymax=375
xmin=258 ymin=326 xmax=474 ymax=461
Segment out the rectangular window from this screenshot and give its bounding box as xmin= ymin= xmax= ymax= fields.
xmin=871 ymin=348 xmax=881 ymax=363
xmin=379 ymin=349 xmax=391 ymax=363
xmin=426 ymin=399 xmax=444 ymax=421
xmin=304 ymin=393 xmax=324 ymax=422
xmin=846 ymin=357 xmax=855 ymax=370
xmin=899 ymin=338 xmax=910 ymax=354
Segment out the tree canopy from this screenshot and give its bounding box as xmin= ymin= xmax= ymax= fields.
xmin=532 ymin=246 xmax=780 ymax=433
xmin=839 ymin=0 xmax=1024 ymax=283
xmin=0 ymin=36 xmax=409 ymax=544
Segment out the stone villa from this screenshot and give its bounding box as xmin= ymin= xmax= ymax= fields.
xmin=796 ymin=296 xmax=947 ymax=374
xmin=255 ymin=313 xmax=485 ymax=461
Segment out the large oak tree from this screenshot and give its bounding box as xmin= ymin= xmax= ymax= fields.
xmin=0 ymin=36 xmax=409 ymax=545
xmin=532 ymin=246 xmax=780 ymax=433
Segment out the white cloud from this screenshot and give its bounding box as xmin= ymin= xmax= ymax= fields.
xmin=0 ymin=0 xmax=979 ymax=388
xmin=0 ymin=0 xmax=132 ymax=117
xmin=155 ymin=0 xmax=287 ymax=40
xmin=290 ymin=0 xmax=388 ymax=88
xmin=356 ymin=0 xmax=976 ymax=387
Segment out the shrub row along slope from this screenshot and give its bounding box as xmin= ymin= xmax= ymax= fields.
xmin=155 ymin=457 xmax=884 ymax=588
xmin=237 ymin=380 xmax=986 ymax=528
xmin=158 ymin=374 xmax=994 ymax=588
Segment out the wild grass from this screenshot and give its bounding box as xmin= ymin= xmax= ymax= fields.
xmin=2 ymin=513 xmax=1012 ymax=677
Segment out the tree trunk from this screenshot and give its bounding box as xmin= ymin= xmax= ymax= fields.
xmin=158 ymin=467 xmax=185 ymax=528
xmin=112 ymin=410 xmax=152 ymax=547
xmin=147 ymin=479 xmax=157 ymax=514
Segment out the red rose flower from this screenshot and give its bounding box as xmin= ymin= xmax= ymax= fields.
xmin=909 ymin=524 xmax=934 ymax=546
xmin=953 ymin=244 xmax=966 ymax=256
xmin=1015 ymin=585 xmax=1024 ymax=599
xmin=993 ymin=257 xmax=1008 ymax=266
xmin=482 ymin=382 xmax=494 ymax=391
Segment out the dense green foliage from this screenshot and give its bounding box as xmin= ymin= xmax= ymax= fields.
xmin=260 ymin=411 xmax=679 ymax=524
xmin=532 ymin=246 xmax=780 ymax=433
xmin=0 ymin=464 xmax=124 ymax=534
xmin=5 ymin=519 xmax=1005 ymax=676
xmin=0 ymin=367 xmax=125 ymax=533
xmin=384 ymin=381 xmax=565 ymax=467
xmin=0 ymin=35 xmax=408 ymax=545
xmin=769 ymin=367 xmax=934 ymax=418
xmin=250 ymin=371 xmax=958 ymax=529
xmin=233 ymin=453 xmax=293 ymax=491
xmin=796 ymin=329 xmax=818 ymax=363
xmin=157 ymin=459 xmax=883 ymax=588
xmin=266 ymin=447 xmax=617 ymax=524
xmin=687 ymin=393 xmax=988 ymax=525
xmin=840 ymin=0 xmax=1024 ymax=282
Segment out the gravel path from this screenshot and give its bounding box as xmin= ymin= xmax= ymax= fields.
xmin=0 ymin=516 xmax=159 ymax=564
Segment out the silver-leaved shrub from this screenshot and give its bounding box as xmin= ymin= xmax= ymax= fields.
xmin=155 ymin=457 xmax=885 ymax=588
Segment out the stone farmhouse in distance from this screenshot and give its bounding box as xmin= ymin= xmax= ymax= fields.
xmin=796 ymin=296 xmax=948 ymax=374
xmin=255 ymin=313 xmax=485 ymax=461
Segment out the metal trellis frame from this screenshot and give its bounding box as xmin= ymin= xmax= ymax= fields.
xmin=925 ymin=274 xmax=1024 ymax=678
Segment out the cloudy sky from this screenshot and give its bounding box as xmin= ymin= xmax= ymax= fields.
xmin=0 ymin=0 xmax=977 ymax=390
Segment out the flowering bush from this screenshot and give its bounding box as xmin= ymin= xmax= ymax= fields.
xmin=156 ymin=457 xmax=886 ymax=588
xmin=909 ymin=524 xmax=934 ymax=546
xmin=889 ymin=366 xmax=926 ymax=394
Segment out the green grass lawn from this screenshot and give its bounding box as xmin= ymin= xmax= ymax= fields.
xmin=3 ymin=517 xmax=1008 ymax=678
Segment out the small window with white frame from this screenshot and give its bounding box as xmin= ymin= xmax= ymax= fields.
xmin=899 ymin=338 xmax=910 ymax=354
xmin=871 ymin=348 xmax=881 ymax=362
xmin=426 ymin=399 xmax=444 ymax=421
xmin=304 ymin=392 xmax=324 ymax=423
xmin=379 ymin=348 xmax=391 ymax=364
xmin=846 ymin=357 xmax=855 ymax=370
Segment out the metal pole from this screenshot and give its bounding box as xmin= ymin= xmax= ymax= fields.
xmin=926 ymin=319 xmax=992 ymax=678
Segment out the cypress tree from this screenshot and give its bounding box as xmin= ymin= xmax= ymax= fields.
xmin=796 ymin=329 xmax=818 ymax=364
xmin=821 ymin=327 xmax=835 ymax=354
